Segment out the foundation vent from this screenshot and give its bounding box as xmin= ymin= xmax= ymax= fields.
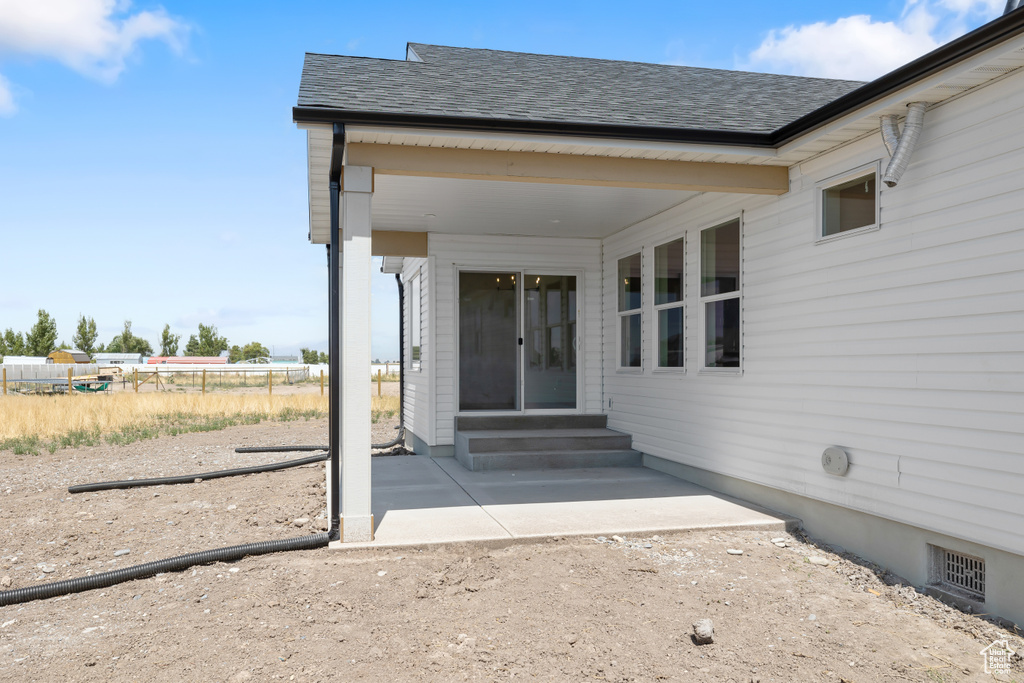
xmin=931 ymin=545 xmax=985 ymax=601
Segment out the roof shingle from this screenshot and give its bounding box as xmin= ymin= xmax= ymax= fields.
xmin=297 ymin=43 xmax=865 ymax=134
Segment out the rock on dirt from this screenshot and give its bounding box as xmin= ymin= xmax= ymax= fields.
xmin=693 ymin=619 xmax=715 ymax=644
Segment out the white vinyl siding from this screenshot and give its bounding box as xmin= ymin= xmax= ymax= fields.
xmin=400 ymin=256 xmax=432 ymax=446
xmin=430 ymin=234 xmax=603 ymax=446
xmin=602 ymin=67 xmax=1024 ymax=559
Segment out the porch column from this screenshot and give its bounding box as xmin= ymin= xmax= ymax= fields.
xmin=339 ymin=165 xmax=374 ymax=541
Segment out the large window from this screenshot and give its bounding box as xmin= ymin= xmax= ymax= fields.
xmin=654 ymin=237 xmax=684 ymax=368
xmin=617 ymin=253 xmax=642 ymax=368
xmin=701 ymin=219 xmax=741 ymax=370
xmin=819 ymin=165 xmax=879 ymax=240
xmin=410 ymin=270 xmax=422 ymax=369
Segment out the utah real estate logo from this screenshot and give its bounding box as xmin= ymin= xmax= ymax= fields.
xmin=980 ymin=639 xmax=1016 ymax=676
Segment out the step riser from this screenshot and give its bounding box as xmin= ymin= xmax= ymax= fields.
xmin=465 ymin=435 xmax=633 ymax=453
xmin=455 ymin=415 xmax=607 ymax=431
xmin=458 ymin=450 xmax=643 ymax=472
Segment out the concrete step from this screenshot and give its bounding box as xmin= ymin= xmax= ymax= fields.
xmin=458 ymin=428 xmax=633 ymax=454
xmin=457 ymin=449 xmax=643 ymax=472
xmin=455 ymin=414 xmax=607 ymax=431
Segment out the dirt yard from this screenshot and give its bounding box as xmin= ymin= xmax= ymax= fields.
xmin=0 ymin=418 xmax=1021 ymax=682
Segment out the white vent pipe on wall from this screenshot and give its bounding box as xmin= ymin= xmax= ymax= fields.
xmin=879 ymin=102 xmax=928 ymax=187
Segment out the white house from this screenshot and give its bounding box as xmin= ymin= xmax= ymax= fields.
xmin=294 ymin=8 xmax=1024 ymax=626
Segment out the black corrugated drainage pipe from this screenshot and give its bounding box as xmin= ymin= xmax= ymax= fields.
xmin=66 ymin=452 xmax=330 ymax=493
xmin=0 ymin=534 xmax=329 ymax=607
xmin=235 ymin=445 xmax=327 ymax=453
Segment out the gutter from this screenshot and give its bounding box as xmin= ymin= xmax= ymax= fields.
xmin=292 ymin=9 xmax=1024 ymax=150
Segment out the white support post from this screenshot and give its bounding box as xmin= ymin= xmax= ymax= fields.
xmin=339 ymin=165 xmax=374 ymax=541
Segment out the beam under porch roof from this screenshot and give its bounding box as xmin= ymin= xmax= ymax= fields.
xmin=344 ymin=143 xmax=790 ymax=195
xmin=371 ymin=230 xmax=427 ymax=257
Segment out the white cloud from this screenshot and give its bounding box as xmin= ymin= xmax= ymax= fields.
xmin=0 ymin=0 xmax=188 ymax=114
xmin=0 ymin=72 xmax=14 ymax=115
xmin=745 ymin=1 xmax=1004 ymax=80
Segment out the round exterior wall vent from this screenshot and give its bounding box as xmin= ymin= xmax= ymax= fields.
xmin=822 ymin=446 xmax=849 ymax=476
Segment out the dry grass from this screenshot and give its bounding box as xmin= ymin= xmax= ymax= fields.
xmin=0 ymin=392 xmax=400 ymax=455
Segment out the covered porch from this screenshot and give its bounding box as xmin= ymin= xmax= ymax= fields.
xmin=307 ymin=123 xmax=790 ymax=544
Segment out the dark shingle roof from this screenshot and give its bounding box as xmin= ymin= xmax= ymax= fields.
xmin=297 ymin=43 xmax=865 ymax=135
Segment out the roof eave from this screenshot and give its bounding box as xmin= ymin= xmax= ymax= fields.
xmin=291 ymin=108 xmax=775 ymax=148
xmin=293 ymin=8 xmax=1024 ymax=151
xmin=770 ymin=6 xmax=1024 ymax=146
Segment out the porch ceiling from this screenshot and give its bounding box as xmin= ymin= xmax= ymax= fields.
xmin=369 ymin=174 xmax=698 ymax=239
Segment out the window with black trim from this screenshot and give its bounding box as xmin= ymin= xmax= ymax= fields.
xmin=701 ymin=219 xmax=741 ymax=370
xmin=654 ymin=237 xmax=684 ymax=368
xmin=617 ymin=253 xmax=642 ymax=368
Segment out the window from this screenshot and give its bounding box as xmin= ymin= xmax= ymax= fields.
xmin=654 ymin=237 xmax=684 ymax=368
xmin=410 ymin=270 xmax=422 ymax=369
xmin=819 ymin=165 xmax=879 ymax=240
xmin=617 ymin=253 xmax=642 ymax=368
xmin=701 ymin=219 xmax=741 ymax=370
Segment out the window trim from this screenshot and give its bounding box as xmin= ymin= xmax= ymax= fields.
xmin=815 ymin=160 xmax=882 ymax=245
xmin=652 ymin=235 xmax=686 ymax=373
xmin=616 ymin=251 xmax=643 ymax=372
xmin=699 ymin=216 xmax=743 ymax=375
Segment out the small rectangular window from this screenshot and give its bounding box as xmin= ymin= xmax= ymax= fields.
xmin=700 ymin=219 xmax=741 ymax=370
xmin=617 ymin=253 xmax=642 ymax=368
xmin=819 ymin=165 xmax=880 ymax=240
xmin=654 ymin=237 xmax=684 ymax=368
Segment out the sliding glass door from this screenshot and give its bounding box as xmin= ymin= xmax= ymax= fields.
xmin=523 ymin=274 xmax=577 ymax=410
xmin=458 ymin=270 xmax=578 ymax=413
xmin=458 ymin=272 xmax=520 ymax=411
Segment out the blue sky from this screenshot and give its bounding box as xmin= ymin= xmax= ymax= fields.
xmin=0 ymin=0 xmax=1004 ymax=359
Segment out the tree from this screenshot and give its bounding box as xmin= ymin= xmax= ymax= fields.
xmin=160 ymin=324 xmax=180 ymax=357
xmin=184 ymin=323 xmax=228 ymax=357
xmin=229 ymin=341 xmax=269 ymax=364
xmin=318 ymin=351 xmax=329 ymax=365
xmin=300 ymin=348 xmax=320 ymax=364
xmin=25 ymin=309 xmax=58 ymax=357
xmin=0 ymin=329 xmax=26 ymax=357
xmin=105 ymin=320 xmax=154 ymax=355
xmin=71 ymin=315 xmax=98 ymax=356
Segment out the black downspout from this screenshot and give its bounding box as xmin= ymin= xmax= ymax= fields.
xmin=396 ymin=273 xmax=405 ymax=432
xmin=327 ymin=123 xmax=344 ymax=542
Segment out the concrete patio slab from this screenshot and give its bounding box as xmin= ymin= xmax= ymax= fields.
xmin=332 ymin=455 xmax=796 ymax=550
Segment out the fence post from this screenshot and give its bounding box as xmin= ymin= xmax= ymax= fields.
xmin=133 ymin=368 xmax=139 ymax=393
xmin=2 ymin=367 xmax=6 ymax=396
xmin=377 ymin=368 xmax=382 ymax=397
xmin=68 ymin=368 xmax=73 ymax=395
xmin=202 ymin=368 xmax=206 ymax=396
xmin=320 ymin=369 xmax=324 ymax=396
xmin=268 ymin=369 xmax=273 ymax=396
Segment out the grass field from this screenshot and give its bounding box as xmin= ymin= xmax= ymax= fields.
xmin=0 ymin=391 xmax=400 ymax=455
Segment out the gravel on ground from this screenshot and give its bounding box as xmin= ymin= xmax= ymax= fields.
xmin=1 ymin=417 xmax=1021 ymax=682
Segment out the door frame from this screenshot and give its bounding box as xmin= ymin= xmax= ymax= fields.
xmin=454 ymin=265 xmax=584 ymax=416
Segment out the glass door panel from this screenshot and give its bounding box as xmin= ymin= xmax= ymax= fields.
xmin=459 ymin=272 xmax=520 ymax=411
xmin=523 ymin=274 xmax=577 ymax=410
